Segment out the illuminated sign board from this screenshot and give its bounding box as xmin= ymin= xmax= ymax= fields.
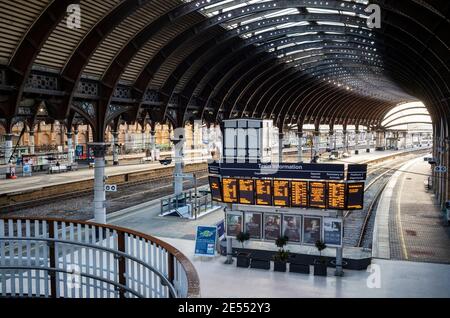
xmin=222 ymin=178 xmax=238 ymax=203
xmin=291 ymin=181 xmax=309 ymax=208
xmin=348 ymin=164 xmax=368 ymax=181
xmin=209 ymin=176 xmax=222 ymax=202
xmin=327 ymin=182 xmax=346 ymax=210
xmin=273 ymin=180 xmax=290 ymax=207
xmin=309 ymin=182 xmax=327 ymax=209
xmin=239 ymin=179 xmax=255 ymax=205
xmin=211 ymin=162 xmax=345 ymax=180
xmin=347 ymin=182 xmax=365 ymax=210
xmin=255 ymin=180 xmax=272 ymax=206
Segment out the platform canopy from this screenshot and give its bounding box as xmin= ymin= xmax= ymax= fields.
xmin=0 ymin=0 xmax=448 ymax=141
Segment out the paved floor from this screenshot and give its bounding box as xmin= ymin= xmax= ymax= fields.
xmin=161 ymin=237 xmax=450 ymax=298
xmin=374 ymin=156 xmax=450 ymax=263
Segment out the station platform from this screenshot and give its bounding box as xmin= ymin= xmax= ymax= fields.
xmin=161 ymin=237 xmax=450 ymax=298
xmin=373 ymin=156 xmax=450 ymax=264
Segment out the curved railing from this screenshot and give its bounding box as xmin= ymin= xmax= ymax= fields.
xmin=0 ymin=217 xmax=200 ymax=298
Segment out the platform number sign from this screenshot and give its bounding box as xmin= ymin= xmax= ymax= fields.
xmin=434 ymin=166 xmax=447 ymax=173
xmin=105 ymin=184 xmax=118 ymax=192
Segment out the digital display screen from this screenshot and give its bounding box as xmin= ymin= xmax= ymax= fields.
xmin=309 ymin=182 xmax=327 ymax=209
xmin=239 ymin=179 xmax=255 ymax=205
xmin=291 ymin=181 xmax=308 ymax=207
xmin=222 ymin=178 xmax=238 ymax=203
xmin=209 ymin=176 xmax=222 ymax=202
xmin=273 ymin=180 xmax=290 ymax=207
xmin=347 ymin=182 xmax=365 ymax=210
xmin=328 ymin=182 xmax=346 ymax=210
xmin=255 ymin=180 xmax=272 ymax=206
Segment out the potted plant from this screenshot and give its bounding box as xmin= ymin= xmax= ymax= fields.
xmin=314 ymin=240 xmax=328 ymax=276
xmin=273 ymin=236 xmax=289 ymax=272
xmin=236 ymin=232 xmax=251 ymax=268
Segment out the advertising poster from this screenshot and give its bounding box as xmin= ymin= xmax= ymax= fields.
xmin=323 ymin=218 xmax=343 ymax=247
xmin=226 ymin=212 xmax=243 ymax=237
xmin=282 ymin=215 xmax=302 ymax=243
xmin=244 ymin=212 xmax=262 ymax=239
xmin=194 ymin=226 xmax=218 ymax=257
xmin=264 ymin=214 xmax=281 ymax=241
xmin=303 ymin=216 xmax=322 ymax=245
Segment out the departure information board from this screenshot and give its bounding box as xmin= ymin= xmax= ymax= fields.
xmin=239 ymin=179 xmax=255 ymax=205
xmin=255 ymin=180 xmax=272 ymax=206
xmin=327 ymin=182 xmax=346 ymax=210
xmin=273 ymin=180 xmax=290 ymax=207
xmin=222 ymin=178 xmax=238 ymax=203
xmin=309 ymin=182 xmax=327 ymax=209
xmin=347 ymin=182 xmax=365 ymax=210
xmin=209 ymin=176 xmax=222 ymax=202
xmin=291 ymin=181 xmax=308 ymax=207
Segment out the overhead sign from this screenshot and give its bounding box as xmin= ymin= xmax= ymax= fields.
xmin=291 ymin=181 xmax=308 ymax=208
xmin=209 ymin=176 xmax=222 ymax=202
xmin=222 ymin=178 xmax=238 ymax=203
xmin=309 ymin=182 xmax=327 ymax=209
xmin=194 ymin=226 xmax=218 ymax=257
xmin=347 ymin=164 xmax=368 ymax=181
xmin=273 ymin=180 xmax=290 ymax=207
xmin=347 ymin=182 xmax=365 ymax=210
xmin=239 ymin=179 xmax=255 ymax=205
xmin=105 ymin=184 xmax=117 ymax=192
xmin=323 ymin=218 xmax=343 ymax=247
xmin=255 ymin=179 xmax=273 ymax=206
xmin=210 ymin=162 xmax=346 ymax=180
xmin=328 ymin=182 xmax=346 ymax=210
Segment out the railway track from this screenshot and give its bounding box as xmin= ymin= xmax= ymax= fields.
xmin=343 ymin=153 xmax=427 ymax=248
xmin=0 ymin=167 xmax=209 ymax=215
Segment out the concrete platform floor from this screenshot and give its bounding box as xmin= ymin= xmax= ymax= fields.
xmin=162 ymin=237 xmax=450 ymax=298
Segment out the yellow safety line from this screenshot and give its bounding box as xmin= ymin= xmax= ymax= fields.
xmin=397 ymin=174 xmax=409 ymax=260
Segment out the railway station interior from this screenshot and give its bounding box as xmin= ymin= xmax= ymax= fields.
xmin=0 ymin=0 xmax=449 ymax=301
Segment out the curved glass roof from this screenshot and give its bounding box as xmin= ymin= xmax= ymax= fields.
xmin=382 ymin=102 xmax=432 ymax=131
xmin=182 ymin=0 xmax=415 ymax=103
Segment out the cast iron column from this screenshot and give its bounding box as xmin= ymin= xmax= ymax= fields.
xmin=29 ymin=131 xmax=35 ymax=155
xmin=4 ymin=134 xmax=13 ymax=164
xmin=297 ymin=131 xmax=303 ymax=163
xmin=91 ymin=143 xmax=109 ymax=224
xmin=66 ymin=132 xmax=74 ymax=164
xmin=112 ymin=132 xmax=119 ymax=166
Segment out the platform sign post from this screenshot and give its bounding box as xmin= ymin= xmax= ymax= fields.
xmin=323 ymin=216 xmax=344 ymax=276
xmin=194 ymin=226 xmax=218 ymax=257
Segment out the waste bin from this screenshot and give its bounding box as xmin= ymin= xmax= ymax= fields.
xmin=6 ymin=165 xmax=17 ymax=179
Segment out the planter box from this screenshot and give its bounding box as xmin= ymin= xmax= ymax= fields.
xmin=236 ymin=253 xmax=251 ymax=268
xmin=251 ymin=258 xmax=270 ymax=270
xmin=290 ymin=263 xmax=310 ymax=274
xmin=314 ymin=262 xmax=328 ymax=276
xmin=273 ymin=261 xmax=287 ymax=272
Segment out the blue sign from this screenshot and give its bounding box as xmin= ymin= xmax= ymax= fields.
xmin=23 ymin=164 xmax=32 ymax=176
xmin=322 ymin=218 xmax=343 ymax=247
xmin=75 ymin=145 xmax=84 ymax=157
xmin=194 ymin=226 xmax=218 ymax=257
xmin=216 ymin=220 xmax=225 ymax=239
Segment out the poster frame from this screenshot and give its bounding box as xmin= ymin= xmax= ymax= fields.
xmin=302 ymin=216 xmax=323 ymax=245
xmin=322 ymin=217 xmax=344 ymax=248
xmin=263 ymin=213 xmax=282 ymax=241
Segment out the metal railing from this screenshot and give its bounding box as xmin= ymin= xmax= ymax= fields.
xmin=0 ymin=217 xmax=200 ymax=298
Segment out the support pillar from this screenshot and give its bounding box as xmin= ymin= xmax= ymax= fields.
xmin=29 ymin=131 xmax=35 ymax=155
xmin=90 ymin=143 xmax=109 ymax=224
xmin=150 ymin=130 xmax=156 ymax=160
xmin=73 ymin=130 xmax=79 ymax=159
xmin=173 ymin=137 xmax=185 ymax=196
xmin=141 ymin=129 xmax=146 ymax=151
xmin=278 ymin=132 xmax=284 ymax=163
xmin=66 ymin=132 xmax=74 ymax=164
xmin=112 ymin=132 xmax=119 ymax=166
xmin=312 ymin=130 xmax=320 ymax=163
xmin=375 ymin=130 xmax=385 ymax=151
xmin=297 ymin=131 xmax=303 ymax=163
xmin=366 ymin=130 xmax=372 ymax=152
xmin=4 ymin=134 xmax=13 ymax=164
xmin=343 ymin=131 xmax=349 ymax=153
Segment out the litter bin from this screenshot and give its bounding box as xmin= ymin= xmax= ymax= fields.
xmin=6 ymin=165 xmax=17 ymax=179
